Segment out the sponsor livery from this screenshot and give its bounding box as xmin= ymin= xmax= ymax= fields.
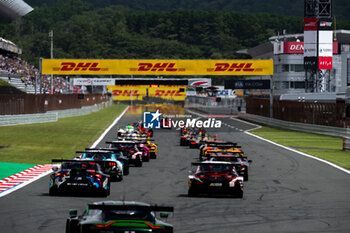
xmin=42 ymin=59 xmax=273 ymax=75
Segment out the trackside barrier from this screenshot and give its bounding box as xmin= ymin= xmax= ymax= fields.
xmin=0 ymin=113 xmax=57 ymax=126
xmin=0 ymin=101 xmax=112 ymax=126
xmin=239 ymin=113 xmax=350 ymax=138
xmin=343 ymin=137 xmax=350 ymax=151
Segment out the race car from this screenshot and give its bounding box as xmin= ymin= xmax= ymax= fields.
xmin=204 ymin=151 xmax=252 ymax=181
xmin=199 ymin=142 xmax=241 ymax=160
xmin=76 ymin=149 xmax=125 ymax=181
xmin=66 ymin=201 xmax=174 ymax=233
xmin=188 ymin=161 xmax=244 ymax=198
xmin=106 ymin=141 xmax=143 ymax=167
xmin=49 ymin=160 xmax=110 ymax=197
xmin=130 ymin=138 xmax=158 ymax=159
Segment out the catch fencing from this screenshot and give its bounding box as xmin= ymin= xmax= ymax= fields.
xmin=0 ymin=94 xmax=109 ymax=115
xmin=245 ymin=98 xmax=348 ymax=128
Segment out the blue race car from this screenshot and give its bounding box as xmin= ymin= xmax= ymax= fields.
xmin=49 ymin=160 xmax=110 ymax=197
xmin=75 ymin=149 xmax=126 ymax=181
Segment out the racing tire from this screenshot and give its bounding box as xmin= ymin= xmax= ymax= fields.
xmin=143 ymin=156 xmax=150 ymax=162
xmin=123 ymin=164 xmax=130 ymax=176
xmin=49 ymin=186 xmax=57 ymax=196
xmin=244 ymin=169 xmax=249 ymax=181
xmin=135 ymin=159 xmax=143 ymax=167
xmin=66 ymin=220 xmax=79 ymax=233
xmin=235 ymin=190 xmax=243 ymax=198
xmin=188 ymin=187 xmax=198 ymax=197
xmin=150 ymin=152 xmax=157 ymax=159
xmin=180 ymin=139 xmax=185 ymax=146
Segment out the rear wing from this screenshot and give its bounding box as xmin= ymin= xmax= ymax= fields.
xmin=51 ymin=159 xmax=117 ymax=166
xmin=88 ymin=204 xmax=174 ymax=212
xmin=191 ymin=162 xmax=239 ymax=166
xmin=76 ymin=150 xmax=112 ymax=154
xmin=106 ymin=141 xmax=138 ymax=144
xmin=204 ymin=143 xmax=239 ymax=148
xmin=204 ymin=154 xmax=248 ymax=159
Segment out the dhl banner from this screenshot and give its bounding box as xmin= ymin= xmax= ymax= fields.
xmin=41 ymin=59 xmax=273 ymax=75
xmin=107 ymin=85 xmax=187 ymax=101
xmin=126 ymin=104 xmax=185 ymax=116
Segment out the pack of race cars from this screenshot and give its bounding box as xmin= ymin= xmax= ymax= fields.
xmin=49 ymin=123 xmax=158 ymax=197
xmin=50 ymin=121 xmax=249 ymax=232
xmin=181 ymin=127 xmax=252 ymax=198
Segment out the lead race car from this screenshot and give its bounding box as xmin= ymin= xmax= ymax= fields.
xmin=188 ymin=161 xmax=244 ymax=198
xmin=66 ymin=201 xmax=174 ymax=233
xmin=49 ymin=159 xmax=110 ymax=197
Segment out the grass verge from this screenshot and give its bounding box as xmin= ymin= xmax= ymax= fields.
xmin=250 ymin=126 xmax=350 ymax=170
xmin=0 ymin=104 xmax=127 ymax=164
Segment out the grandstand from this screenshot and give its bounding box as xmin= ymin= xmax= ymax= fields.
xmin=0 ymin=0 xmax=33 ymax=20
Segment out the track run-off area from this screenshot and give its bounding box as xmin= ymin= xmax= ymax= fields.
xmin=0 ymin=106 xmax=349 ymax=233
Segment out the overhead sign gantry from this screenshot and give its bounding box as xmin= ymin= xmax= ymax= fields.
xmin=41 ymin=59 xmax=273 ymax=76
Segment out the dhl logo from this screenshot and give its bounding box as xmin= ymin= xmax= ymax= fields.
xmin=130 ymin=63 xmax=186 ymax=72
xmin=207 ymin=63 xmax=263 ymax=72
xmin=155 ymin=90 xmax=184 ymax=96
xmin=112 ymin=90 xmax=184 ymax=97
xmin=53 ymin=62 xmax=108 ymax=72
xmin=112 ymin=90 xmax=139 ymax=96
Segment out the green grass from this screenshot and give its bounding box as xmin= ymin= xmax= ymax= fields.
xmin=0 ymin=79 xmax=11 ymax=86
xmin=251 ymin=126 xmax=350 ymax=170
xmin=0 ymin=162 xmax=35 ymax=180
xmin=0 ymin=104 xmax=127 ymax=164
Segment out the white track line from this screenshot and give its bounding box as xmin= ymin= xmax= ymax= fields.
xmin=0 ymin=105 xmax=129 ymax=197
xmin=230 ymin=117 xmax=350 ymax=175
xmin=91 ymin=106 xmax=129 ymax=148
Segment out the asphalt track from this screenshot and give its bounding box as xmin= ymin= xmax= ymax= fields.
xmin=0 ymin=108 xmax=350 ymax=233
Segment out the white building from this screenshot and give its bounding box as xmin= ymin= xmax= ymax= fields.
xmin=239 ymin=30 xmax=350 ymax=101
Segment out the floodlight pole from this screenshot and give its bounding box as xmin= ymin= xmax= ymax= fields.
xmin=49 ymin=30 xmax=54 ymax=94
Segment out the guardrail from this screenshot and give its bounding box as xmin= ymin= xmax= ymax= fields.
xmin=0 ymin=101 xmax=112 ymax=126
xmin=239 ymin=113 xmax=350 ymax=138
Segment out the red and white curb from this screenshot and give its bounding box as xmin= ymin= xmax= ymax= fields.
xmin=0 ymin=105 xmax=129 ymax=198
xmin=0 ymin=165 xmax=58 ymax=198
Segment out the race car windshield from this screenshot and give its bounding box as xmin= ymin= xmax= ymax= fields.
xmin=110 ymin=143 xmax=135 ymax=148
xmin=104 ymin=210 xmax=154 ymax=221
xmin=199 ymin=164 xmax=234 ymax=172
xmin=211 ymin=152 xmax=239 ymax=156
xmin=84 ymin=153 xmax=112 ymax=159
xmin=61 ymin=162 xmax=98 ymax=170
xmin=210 ymin=157 xmax=240 ymax=162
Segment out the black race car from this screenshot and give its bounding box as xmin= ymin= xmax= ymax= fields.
xmin=49 ymin=160 xmax=110 ymax=197
xmin=188 ymin=161 xmax=244 ymax=198
xmin=66 ymin=201 xmax=174 ymax=233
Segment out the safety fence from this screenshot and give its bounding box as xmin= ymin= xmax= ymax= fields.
xmin=245 ymin=98 xmax=348 ymax=128
xmin=0 ymin=101 xmax=112 ymax=126
xmin=0 ymin=94 xmax=109 ymax=115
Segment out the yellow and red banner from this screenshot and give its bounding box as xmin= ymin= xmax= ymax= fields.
xmin=42 ymin=59 xmax=273 ymax=75
xmin=107 ymin=85 xmax=187 ymax=101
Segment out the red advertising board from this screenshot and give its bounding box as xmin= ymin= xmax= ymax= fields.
xmin=281 ymin=42 xmax=338 ymax=54
xmin=304 ymin=18 xmax=317 ymax=31
xmin=284 ymin=42 xmax=304 ymax=54
xmin=318 ymin=57 xmax=332 ymax=70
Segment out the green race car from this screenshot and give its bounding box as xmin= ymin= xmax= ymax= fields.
xmin=66 ymin=201 xmax=174 ymax=233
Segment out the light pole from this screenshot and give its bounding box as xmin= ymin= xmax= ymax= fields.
xmin=49 ymin=30 xmax=54 ymax=94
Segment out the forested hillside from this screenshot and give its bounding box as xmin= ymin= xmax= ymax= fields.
xmin=26 ymin=0 xmax=350 ymax=20
xmin=0 ymin=0 xmax=349 ymax=67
